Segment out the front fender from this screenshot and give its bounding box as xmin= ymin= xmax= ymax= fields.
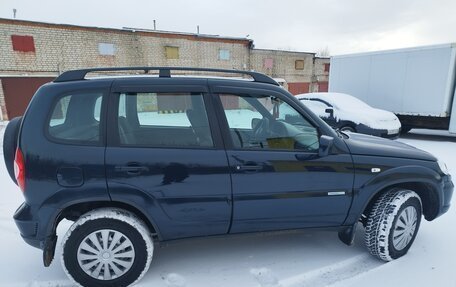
xmin=344 ymin=164 xmax=442 ymax=225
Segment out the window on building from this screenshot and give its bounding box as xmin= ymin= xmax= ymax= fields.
xmin=11 ymin=35 xmax=35 ymax=52
xmin=165 ymin=46 xmax=179 ymax=59
xmin=264 ymin=58 xmax=274 ymax=69
xmin=324 ymin=63 xmax=330 ymax=72
xmin=98 ymin=43 xmax=116 ymax=56
xmin=48 ymin=92 xmax=103 ymax=144
xmin=219 ymin=49 xmax=230 ymax=60
xmin=295 ymin=60 xmax=305 ymax=70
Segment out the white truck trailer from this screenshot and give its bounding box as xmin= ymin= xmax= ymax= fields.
xmin=329 ymin=43 xmax=456 ymax=133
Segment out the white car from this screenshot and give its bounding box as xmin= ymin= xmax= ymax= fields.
xmin=296 ymin=92 xmax=402 ymax=138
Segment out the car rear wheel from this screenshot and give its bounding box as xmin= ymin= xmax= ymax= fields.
xmin=61 ymin=208 xmax=153 ymax=287
xmin=364 ymin=189 xmax=422 ymax=261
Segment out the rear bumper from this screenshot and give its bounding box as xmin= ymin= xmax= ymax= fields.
xmin=13 ymin=202 xmax=56 ymax=250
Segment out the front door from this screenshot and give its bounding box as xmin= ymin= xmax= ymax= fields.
xmin=105 ymin=82 xmax=232 ymax=240
xmin=213 ymin=90 xmax=354 ymax=233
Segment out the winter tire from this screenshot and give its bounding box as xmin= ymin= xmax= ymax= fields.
xmin=61 ymin=208 xmax=153 ymax=287
xmin=365 ymin=189 xmax=422 ymax=261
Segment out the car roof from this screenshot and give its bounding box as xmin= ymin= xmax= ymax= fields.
xmin=295 ymin=92 xmax=352 ymax=101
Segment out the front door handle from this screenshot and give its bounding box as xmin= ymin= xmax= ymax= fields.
xmin=235 ymin=164 xmax=262 ymax=172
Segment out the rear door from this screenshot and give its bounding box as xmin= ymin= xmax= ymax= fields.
xmin=105 ymin=80 xmax=232 ymax=240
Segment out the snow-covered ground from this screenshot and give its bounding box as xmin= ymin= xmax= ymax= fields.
xmin=0 ymin=125 xmax=455 ymax=287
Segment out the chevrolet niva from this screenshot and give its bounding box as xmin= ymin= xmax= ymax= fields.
xmin=3 ymin=67 xmax=453 ymax=287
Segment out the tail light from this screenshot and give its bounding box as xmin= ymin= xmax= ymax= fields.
xmin=14 ymin=148 xmax=25 ymax=192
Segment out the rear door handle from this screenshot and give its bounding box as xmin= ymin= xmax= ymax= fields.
xmin=115 ymin=163 xmax=149 ymax=175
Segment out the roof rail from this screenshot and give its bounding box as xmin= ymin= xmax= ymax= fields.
xmin=54 ymin=67 xmax=279 ymax=85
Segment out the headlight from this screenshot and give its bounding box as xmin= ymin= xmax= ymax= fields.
xmin=438 ymin=160 xmax=450 ymax=175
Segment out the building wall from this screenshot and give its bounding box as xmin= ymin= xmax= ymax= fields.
xmin=0 ymin=18 xmax=330 ymax=119
xmin=314 ymin=57 xmax=331 ymax=92
xmin=0 ymin=80 xmax=6 ymax=120
xmin=249 ymin=49 xmax=315 ymax=83
xmin=0 ymin=19 xmax=251 ymax=75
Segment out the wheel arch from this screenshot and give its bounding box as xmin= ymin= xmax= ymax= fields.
xmin=56 ymin=201 xmax=161 ymax=240
xmin=339 ymin=121 xmax=357 ymax=131
xmin=362 ymin=182 xmax=440 ymax=222
xmin=43 ymin=200 xmax=161 ymax=267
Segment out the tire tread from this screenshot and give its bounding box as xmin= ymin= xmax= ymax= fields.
xmin=364 ymin=189 xmax=421 ymax=261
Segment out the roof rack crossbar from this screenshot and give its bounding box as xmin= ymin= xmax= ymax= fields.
xmin=54 ymin=67 xmax=278 ymax=85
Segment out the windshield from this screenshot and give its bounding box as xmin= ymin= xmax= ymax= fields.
xmin=299 ymin=99 xmax=329 ymax=117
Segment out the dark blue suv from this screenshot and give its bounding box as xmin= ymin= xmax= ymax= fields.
xmin=3 ymin=67 xmax=453 ymax=287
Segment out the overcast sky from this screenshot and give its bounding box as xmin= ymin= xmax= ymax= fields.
xmin=1 ymin=0 xmax=455 ymax=55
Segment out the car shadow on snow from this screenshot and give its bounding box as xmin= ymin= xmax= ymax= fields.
xmin=136 ymin=224 xmax=384 ymax=287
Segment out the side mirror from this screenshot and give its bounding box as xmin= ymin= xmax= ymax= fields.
xmin=319 ymin=135 xmax=334 ymax=157
xmin=251 ymin=118 xmax=261 ymax=129
xmin=325 ymin=108 xmax=334 ymax=118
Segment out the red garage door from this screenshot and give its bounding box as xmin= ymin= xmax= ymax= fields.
xmin=288 ymin=82 xmax=310 ymax=95
xmin=318 ymin=81 xmax=329 ymax=92
xmin=1 ymin=77 xmax=55 ymax=119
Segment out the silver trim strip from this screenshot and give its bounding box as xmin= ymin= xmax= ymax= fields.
xmin=327 ymin=191 xmax=346 ymax=196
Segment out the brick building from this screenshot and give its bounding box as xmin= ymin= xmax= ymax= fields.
xmin=0 ymin=18 xmax=329 ymax=120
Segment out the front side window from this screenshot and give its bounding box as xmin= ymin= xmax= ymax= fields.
xmin=117 ymin=92 xmax=213 ymax=147
xmin=48 ymin=92 xmax=103 ymax=144
xmin=219 ymin=94 xmax=319 ymax=151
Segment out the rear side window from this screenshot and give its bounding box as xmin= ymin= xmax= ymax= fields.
xmin=117 ymin=92 xmax=213 ymax=147
xmin=48 ymin=92 xmax=103 ymax=144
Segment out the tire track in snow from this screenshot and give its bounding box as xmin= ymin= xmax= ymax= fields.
xmin=27 ymin=280 xmax=74 ymax=287
xmin=6 ymin=280 xmax=74 ymax=287
xmin=278 ymin=254 xmax=384 ymax=287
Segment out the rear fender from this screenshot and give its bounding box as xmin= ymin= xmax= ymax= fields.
xmin=38 ymin=185 xmax=111 ymax=240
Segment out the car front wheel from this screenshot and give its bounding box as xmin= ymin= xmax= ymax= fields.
xmin=61 ymin=208 xmax=154 ymax=287
xmin=364 ymin=189 xmax=422 ymax=261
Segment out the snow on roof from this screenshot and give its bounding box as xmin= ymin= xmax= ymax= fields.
xmin=296 ymin=92 xmax=370 ymax=110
